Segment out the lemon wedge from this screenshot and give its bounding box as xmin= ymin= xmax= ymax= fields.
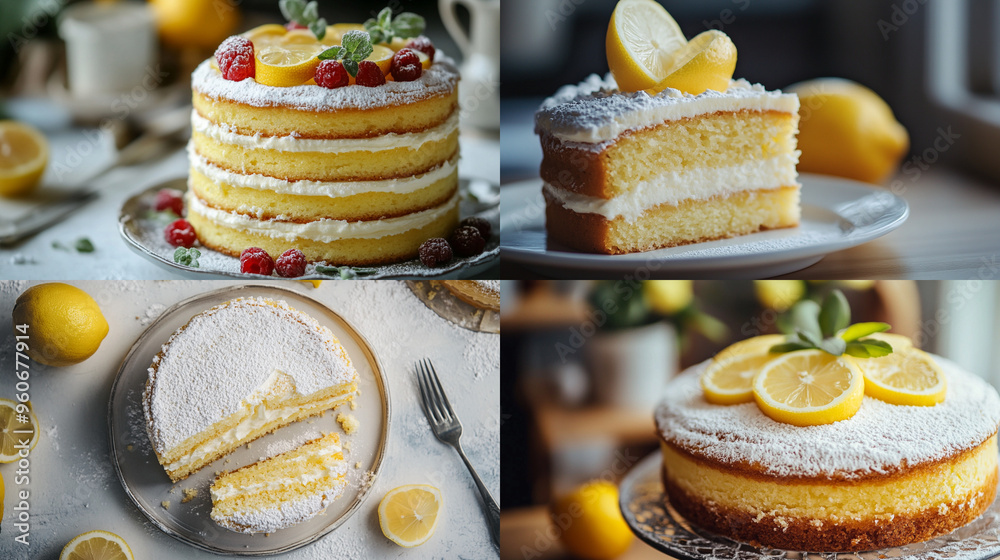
xmin=378 ymin=484 xmax=442 ymax=547
xmin=367 ymin=44 xmax=396 ymax=75
xmin=0 ymin=120 xmax=49 ymax=197
xmin=0 ymin=399 xmax=39 ymax=463
xmin=650 ymin=29 xmax=737 ymax=95
xmin=753 ymin=350 xmax=864 ymax=426
xmin=606 ymin=0 xmax=686 ymax=93
xmin=852 ymin=348 xmax=946 ymax=406
xmin=242 ymin=23 xmax=287 ymax=49
xmin=255 ymin=44 xmax=323 ymax=87
xmin=60 ymin=530 xmax=134 ymax=560
xmin=702 ymin=353 xmax=774 ymax=405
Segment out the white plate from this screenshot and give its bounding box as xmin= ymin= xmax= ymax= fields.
xmin=108 ymin=284 xmax=389 ymax=555
xmin=119 ymin=179 xmax=499 ymax=280
xmin=500 ymin=174 xmax=908 ymax=278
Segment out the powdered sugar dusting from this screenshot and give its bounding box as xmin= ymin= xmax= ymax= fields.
xmin=144 ymin=297 xmax=358 ymax=453
xmin=192 ymin=56 xmax=459 ymax=112
xmin=535 ymin=75 xmax=798 ymax=144
xmin=656 ymin=357 xmax=1000 ymax=480
xmin=474 ymin=280 xmax=499 ymax=296
xmin=215 ymin=478 xmax=348 ymax=534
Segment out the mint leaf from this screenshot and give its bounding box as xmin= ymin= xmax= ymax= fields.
xmin=789 ymin=299 xmax=822 ymax=341
xmin=844 ymin=339 xmax=893 ymax=358
xmin=819 ymin=290 xmax=850 ymax=337
xmin=309 ymin=18 xmax=327 ymax=40
xmin=318 ymin=31 xmax=373 ymax=77
xmin=364 ymin=7 xmax=424 ymax=44
xmin=52 ymin=240 xmax=69 ymax=251
xmin=301 ymin=1 xmax=318 ymax=22
xmin=279 ymin=0 xmax=306 ymax=22
xmin=75 ymin=238 xmax=95 ymax=253
xmin=840 ymin=322 xmax=890 ymax=342
xmin=769 ymin=341 xmax=813 ymax=353
xmin=817 ymin=337 xmax=847 ymax=356
xmin=391 ymin=12 xmax=425 ymax=39
xmin=173 ymin=247 xmax=201 ymax=267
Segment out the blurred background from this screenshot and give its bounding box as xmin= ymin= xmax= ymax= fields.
xmin=0 ymin=0 xmax=499 ymax=277
xmin=498 ymin=279 xmax=1000 ymax=559
xmin=501 ymin=0 xmax=1000 ymax=278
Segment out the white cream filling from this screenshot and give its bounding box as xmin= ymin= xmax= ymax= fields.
xmin=187 ymin=142 xmax=458 ymax=197
xmin=211 ymin=448 xmax=347 ymax=501
xmin=186 ymin=189 xmax=458 ymax=241
xmin=536 ymin=77 xmax=800 ymax=145
xmin=191 ymin=109 xmax=458 ymax=153
xmin=543 ymin=153 xmax=800 ymax=222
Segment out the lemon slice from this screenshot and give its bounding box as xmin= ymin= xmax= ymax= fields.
xmin=368 ymin=44 xmax=395 ymax=75
xmin=0 ymin=399 xmax=39 ymax=463
xmin=243 ymin=23 xmax=287 ymax=49
xmin=0 ymin=120 xmax=49 ymax=197
xmin=327 ymin=23 xmax=365 ymax=44
xmin=606 ymin=0 xmax=687 ymax=93
xmin=255 ymin=44 xmax=324 ymax=87
xmin=714 ymin=334 xmax=785 ymax=362
xmin=863 ymin=331 xmax=913 ymax=353
xmin=378 ymin=484 xmax=442 ymax=547
xmin=753 ymin=350 xmax=864 ymax=426
xmin=60 ymin=530 xmax=133 ymax=560
xmin=702 ymin=353 xmax=773 ymax=405
xmin=852 ymin=348 xmax=946 ymax=406
xmin=281 ymin=28 xmax=337 ymax=48
xmin=650 ymin=29 xmax=737 ymax=95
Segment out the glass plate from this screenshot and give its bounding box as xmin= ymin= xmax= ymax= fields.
xmin=620 ymin=453 xmax=1000 ymax=560
xmin=118 ymin=178 xmax=499 ymax=280
xmin=406 ymin=280 xmax=499 ymax=333
xmin=107 ymin=284 xmax=390 ymax=556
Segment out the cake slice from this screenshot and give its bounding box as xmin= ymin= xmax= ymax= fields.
xmin=440 ymin=280 xmax=500 ymax=311
xmin=210 ymin=432 xmax=348 ymax=534
xmin=535 ymin=76 xmax=801 ymax=254
xmin=143 ymin=297 xmax=358 ymax=482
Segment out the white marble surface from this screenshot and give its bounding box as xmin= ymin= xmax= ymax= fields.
xmin=0 ymin=132 xmax=499 ymax=280
xmin=0 ymin=280 xmax=499 ymax=558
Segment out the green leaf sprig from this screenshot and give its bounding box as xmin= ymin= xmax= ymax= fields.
xmin=279 ymin=0 xmax=327 ymax=40
xmin=770 ymin=289 xmax=894 ymax=358
xmin=318 ymin=31 xmax=374 ymax=77
xmin=173 ymin=247 xmax=201 ymax=268
xmin=315 ymin=265 xmax=378 ymax=279
xmin=364 ymin=7 xmax=425 ymax=45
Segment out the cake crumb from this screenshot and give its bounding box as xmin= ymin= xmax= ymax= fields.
xmin=182 ymin=488 xmax=199 ymax=503
xmin=354 ymin=461 xmax=362 ymax=469
xmin=126 ymin=444 xmax=134 ymax=452
xmin=343 ymin=440 xmax=352 ymax=452
xmin=247 ymin=442 xmax=252 ymax=449
xmin=169 ymin=487 xmax=177 ymax=494
xmin=337 ymin=412 xmax=359 ymax=434
xmin=349 ymin=399 xmax=357 ymax=410
xmin=161 ymin=500 xmax=171 ymax=510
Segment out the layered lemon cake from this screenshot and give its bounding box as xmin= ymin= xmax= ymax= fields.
xmin=210 ymin=432 xmax=348 ymax=534
xmin=186 ymin=46 xmax=460 ymax=265
xmin=655 ymin=357 xmax=1000 ymax=551
xmin=143 ymin=297 xmax=359 ymax=482
xmin=535 ymin=75 xmax=801 ymax=254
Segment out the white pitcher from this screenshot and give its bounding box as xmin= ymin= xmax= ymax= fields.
xmin=439 ymin=0 xmax=500 ymax=130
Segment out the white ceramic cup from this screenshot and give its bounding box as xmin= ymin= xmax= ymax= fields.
xmin=439 ymin=0 xmax=500 ymax=130
xmin=58 ymin=1 xmax=156 ymax=97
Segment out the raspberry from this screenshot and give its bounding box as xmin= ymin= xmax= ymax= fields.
xmin=164 ymin=219 xmax=196 ymax=248
xmin=275 ymin=248 xmax=307 ymax=277
xmin=406 ymin=36 xmax=435 ymax=61
xmin=391 ymin=48 xmax=422 ymax=82
xmin=285 ymin=21 xmax=307 ymax=30
xmin=459 ymin=217 xmax=491 ymax=239
xmin=314 ymin=59 xmax=349 ymax=89
xmin=215 ymin=35 xmax=255 ymax=81
xmin=240 ymin=247 xmax=275 ymax=275
xmin=154 ymin=188 xmax=184 ymax=216
xmin=449 ymin=226 xmax=485 ymax=257
xmin=419 ymin=238 xmax=453 ymax=267
xmin=355 ymin=60 xmax=386 ymax=87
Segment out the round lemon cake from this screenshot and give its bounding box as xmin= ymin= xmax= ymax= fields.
xmin=655 ymin=357 xmax=1000 ymax=552
xmin=186 ymin=43 xmax=460 ymax=265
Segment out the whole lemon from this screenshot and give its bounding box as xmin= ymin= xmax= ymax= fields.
xmin=754 ymin=280 xmax=806 ymax=312
xmin=551 ymin=480 xmax=633 ymax=560
xmin=643 ymin=280 xmax=693 ymax=315
xmin=788 ymin=78 xmax=909 ymax=184
xmin=12 ymin=283 xmax=109 ymax=367
xmin=148 ymin=0 xmax=240 ymax=50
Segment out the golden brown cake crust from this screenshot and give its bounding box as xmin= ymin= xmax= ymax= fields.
xmin=661 ymin=467 xmax=998 ymax=552
xmin=543 ymin=186 xmax=799 ymax=255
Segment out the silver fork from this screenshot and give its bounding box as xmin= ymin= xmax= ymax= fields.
xmin=416 ymin=358 xmax=500 ymax=549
